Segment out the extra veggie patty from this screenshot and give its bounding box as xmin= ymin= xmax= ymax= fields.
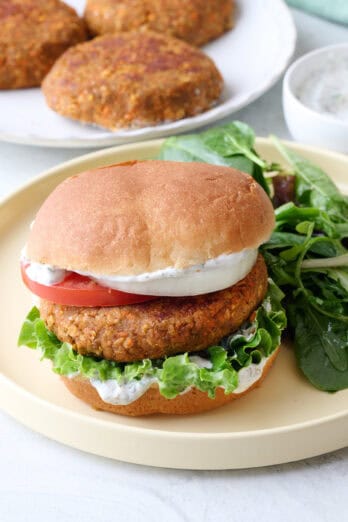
xmin=0 ymin=0 xmax=87 ymax=89
xmin=84 ymin=0 xmax=235 ymax=47
xmin=42 ymin=31 xmax=223 ymax=130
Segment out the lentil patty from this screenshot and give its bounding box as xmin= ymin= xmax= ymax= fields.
xmin=42 ymin=31 xmax=223 ymax=130
xmin=40 ymin=254 xmax=268 ymax=363
xmin=84 ymin=0 xmax=235 ymax=47
xmin=0 ymin=0 xmax=87 ymax=89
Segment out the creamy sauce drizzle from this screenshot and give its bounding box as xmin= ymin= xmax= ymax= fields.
xmin=26 ymin=261 xmax=66 ymax=286
xmin=232 ymin=356 xmax=268 ymax=394
xmin=22 ymin=248 xmax=258 ymax=297
xmin=86 ymin=355 xmax=270 ymax=406
xmin=90 ymin=376 xmax=156 ymax=406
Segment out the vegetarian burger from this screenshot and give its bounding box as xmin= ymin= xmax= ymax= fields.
xmin=19 ymin=160 xmax=286 ymax=416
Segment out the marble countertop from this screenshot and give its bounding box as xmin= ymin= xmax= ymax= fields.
xmin=0 ymin=8 xmax=347 ymax=522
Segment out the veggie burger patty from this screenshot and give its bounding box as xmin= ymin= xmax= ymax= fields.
xmin=40 ymin=254 xmax=268 ymax=362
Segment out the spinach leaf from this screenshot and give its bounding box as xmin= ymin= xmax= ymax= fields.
xmin=289 ymin=297 xmax=348 ymax=390
xmin=159 ymin=122 xmax=270 ymax=195
xmin=159 ymin=135 xmax=237 ymax=167
xmin=199 ymin=121 xmax=265 ymax=168
xmin=251 ymin=163 xmax=270 ymax=196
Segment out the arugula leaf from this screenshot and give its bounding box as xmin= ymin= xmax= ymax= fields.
xmin=262 ymin=144 xmax=348 ymax=390
xmin=327 ymin=269 xmax=348 ymax=293
xmin=274 ymin=202 xmax=346 ymax=239
xmin=271 ymin=136 xmax=348 ymax=221
xmin=18 ymin=282 xmax=286 ymax=400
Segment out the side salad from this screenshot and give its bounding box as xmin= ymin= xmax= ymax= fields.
xmin=159 ymin=121 xmax=348 ymax=392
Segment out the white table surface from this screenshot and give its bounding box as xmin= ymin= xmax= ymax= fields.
xmin=1 ymin=8 xmax=347 ymax=522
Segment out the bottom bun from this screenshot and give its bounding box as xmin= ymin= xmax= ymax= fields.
xmin=61 ymin=348 xmax=279 ymax=416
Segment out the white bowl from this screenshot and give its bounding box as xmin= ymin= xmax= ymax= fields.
xmin=283 ymin=44 xmax=348 ymax=153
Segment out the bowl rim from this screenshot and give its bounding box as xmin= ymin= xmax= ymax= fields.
xmin=283 ymin=42 xmax=348 ymax=130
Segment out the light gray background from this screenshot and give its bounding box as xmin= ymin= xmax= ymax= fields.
xmin=1 ymin=9 xmax=347 ymax=522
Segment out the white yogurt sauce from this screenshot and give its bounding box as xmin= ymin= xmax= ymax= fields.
xmin=189 ymin=355 xmax=213 ymax=369
xmin=296 ymin=54 xmax=348 ymax=123
xmin=232 ymin=356 xmax=268 ymax=394
xmin=25 ymin=261 xmax=67 ymax=286
xmin=89 ymin=376 xmax=156 ymax=406
xmin=87 ymin=355 xmax=271 ymax=406
xmin=22 ymin=248 xmax=258 ymax=297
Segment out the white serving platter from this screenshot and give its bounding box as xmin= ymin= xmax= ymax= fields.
xmin=0 ymin=0 xmax=296 ymax=147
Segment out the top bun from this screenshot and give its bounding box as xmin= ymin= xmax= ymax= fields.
xmin=27 ymin=160 xmax=274 ymax=275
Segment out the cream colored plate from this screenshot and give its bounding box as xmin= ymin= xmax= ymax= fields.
xmin=0 ymin=139 xmax=347 ymax=469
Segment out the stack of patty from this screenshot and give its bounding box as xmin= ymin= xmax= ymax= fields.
xmin=1 ymin=0 xmax=234 ymax=130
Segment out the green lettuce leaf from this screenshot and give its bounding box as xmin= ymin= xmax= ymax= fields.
xmin=18 ymin=284 xmax=286 ymax=400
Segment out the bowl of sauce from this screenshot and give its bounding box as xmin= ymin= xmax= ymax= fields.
xmin=283 ymin=44 xmax=348 ymax=152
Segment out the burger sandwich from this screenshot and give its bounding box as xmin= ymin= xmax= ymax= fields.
xmin=18 ymin=160 xmax=286 ymax=416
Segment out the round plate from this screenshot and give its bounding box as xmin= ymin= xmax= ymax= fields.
xmin=0 ymin=138 xmax=347 ymax=469
xmin=0 ymin=0 xmax=296 ymax=148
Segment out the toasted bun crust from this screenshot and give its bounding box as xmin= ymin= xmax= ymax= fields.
xmin=61 ymin=348 xmax=279 ymax=416
xmin=27 ymin=160 xmax=274 ymax=275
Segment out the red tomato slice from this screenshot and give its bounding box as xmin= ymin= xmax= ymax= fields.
xmin=21 ymin=263 xmax=157 ymax=307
